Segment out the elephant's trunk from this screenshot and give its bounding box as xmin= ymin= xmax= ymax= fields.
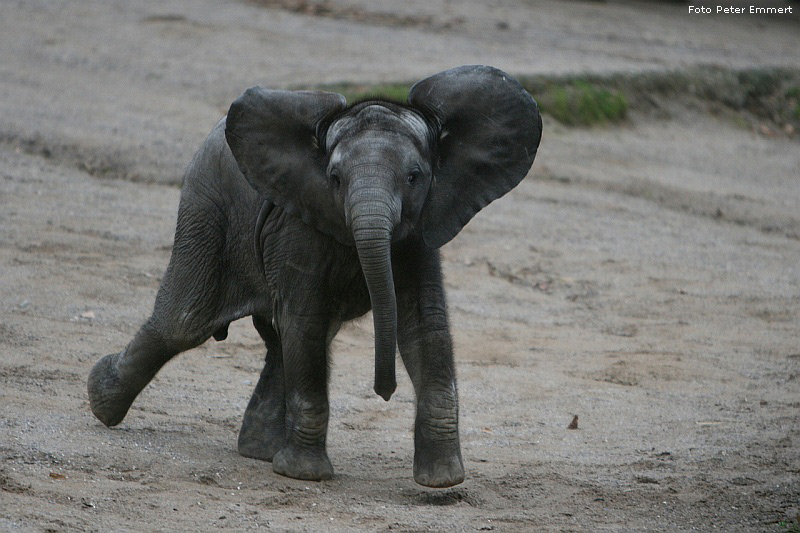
xmin=346 ymin=179 xmax=401 ymax=401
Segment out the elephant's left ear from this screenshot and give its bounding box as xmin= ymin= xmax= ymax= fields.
xmin=409 ymin=65 xmax=542 ymax=249
xmin=225 ymin=87 xmax=350 ymax=244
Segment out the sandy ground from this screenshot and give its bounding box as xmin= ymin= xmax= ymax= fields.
xmin=1 ymin=0 xmax=799 ymax=530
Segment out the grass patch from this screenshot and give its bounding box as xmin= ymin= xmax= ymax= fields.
xmin=531 ymin=80 xmax=627 ymax=126
xmin=778 ymin=520 xmax=800 ymax=533
xmin=314 ymin=78 xmax=627 ymax=127
xmin=311 ymin=66 xmax=800 ymax=129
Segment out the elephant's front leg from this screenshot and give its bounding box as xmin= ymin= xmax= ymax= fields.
xmin=271 ymin=311 xmax=334 ymax=481
xmin=396 ymin=248 xmax=465 ymax=488
xmin=400 ymin=328 xmax=464 ymax=488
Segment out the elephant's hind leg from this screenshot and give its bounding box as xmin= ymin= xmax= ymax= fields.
xmin=88 ymin=317 xmax=192 ymax=427
xmin=238 ymin=315 xmax=287 ymax=461
xmin=87 ymin=293 xmax=225 ymax=426
xmin=88 ymin=209 xmax=230 ymax=426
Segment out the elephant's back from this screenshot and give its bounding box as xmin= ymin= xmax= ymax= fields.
xmin=181 ymin=117 xmax=256 ymax=202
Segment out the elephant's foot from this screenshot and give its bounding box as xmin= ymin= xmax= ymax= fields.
xmin=237 ymin=404 xmax=286 ymax=462
xmin=413 ymin=446 xmax=465 ymax=488
xmin=413 ymin=396 xmax=465 ymax=487
xmin=413 ymin=422 xmax=464 ymax=488
xmin=87 ymin=353 xmax=139 ymax=427
xmin=272 ymin=444 xmax=333 ymax=481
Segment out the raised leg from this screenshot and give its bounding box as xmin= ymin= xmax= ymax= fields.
xmin=87 ymin=294 xmax=224 ymax=427
xmin=88 ymin=319 xmax=185 ymax=426
xmin=238 ymin=315 xmax=286 ymax=461
xmin=270 ymin=310 xmax=334 ymax=481
xmin=88 ymin=197 xmax=232 ymax=427
xmin=395 ymin=245 xmax=465 ymax=488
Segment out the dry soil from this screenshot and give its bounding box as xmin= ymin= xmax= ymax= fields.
xmin=1 ymin=1 xmax=798 ymax=531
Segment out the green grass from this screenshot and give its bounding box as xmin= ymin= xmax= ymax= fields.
xmin=314 ymin=78 xmax=627 ymax=127
xmin=533 ymin=80 xmax=628 ymax=126
xmin=311 ymin=66 xmax=800 ymax=129
xmin=778 ymin=519 xmax=800 ymax=533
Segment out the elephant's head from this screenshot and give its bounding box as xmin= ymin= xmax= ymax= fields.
xmin=225 ymin=65 xmax=542 ymax=401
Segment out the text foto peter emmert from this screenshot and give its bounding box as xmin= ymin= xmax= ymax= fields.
xmin=689 ymin=5 xmax=793 ymax=14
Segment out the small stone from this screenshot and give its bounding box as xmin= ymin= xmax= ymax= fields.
xmin=568 ymin=415 xmax=579 ymax=430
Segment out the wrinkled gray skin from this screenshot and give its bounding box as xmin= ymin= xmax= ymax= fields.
xmin=88 ymin=65 xmax=542 ymax=488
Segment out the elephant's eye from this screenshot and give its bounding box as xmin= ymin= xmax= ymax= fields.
xmin=406 ymin=170 xmax=421 ymax=186
xmin=330 ymin=171 xmax=341 ymax=189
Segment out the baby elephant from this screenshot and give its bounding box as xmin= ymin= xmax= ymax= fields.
xmin=88 ymin=65 xmax=541 ymax=488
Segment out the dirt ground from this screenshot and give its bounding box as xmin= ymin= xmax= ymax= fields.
xmin=1 ymin=0 xmax=799 ymax=531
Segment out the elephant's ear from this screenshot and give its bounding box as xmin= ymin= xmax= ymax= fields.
xmin=409 ymin=65 xmax=542 ymax=249
xmin=225 ymin=87 xmax=350 ymax=243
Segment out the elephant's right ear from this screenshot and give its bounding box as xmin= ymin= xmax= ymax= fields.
xmin=225 ymin=87 xmax=350 ymax=243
